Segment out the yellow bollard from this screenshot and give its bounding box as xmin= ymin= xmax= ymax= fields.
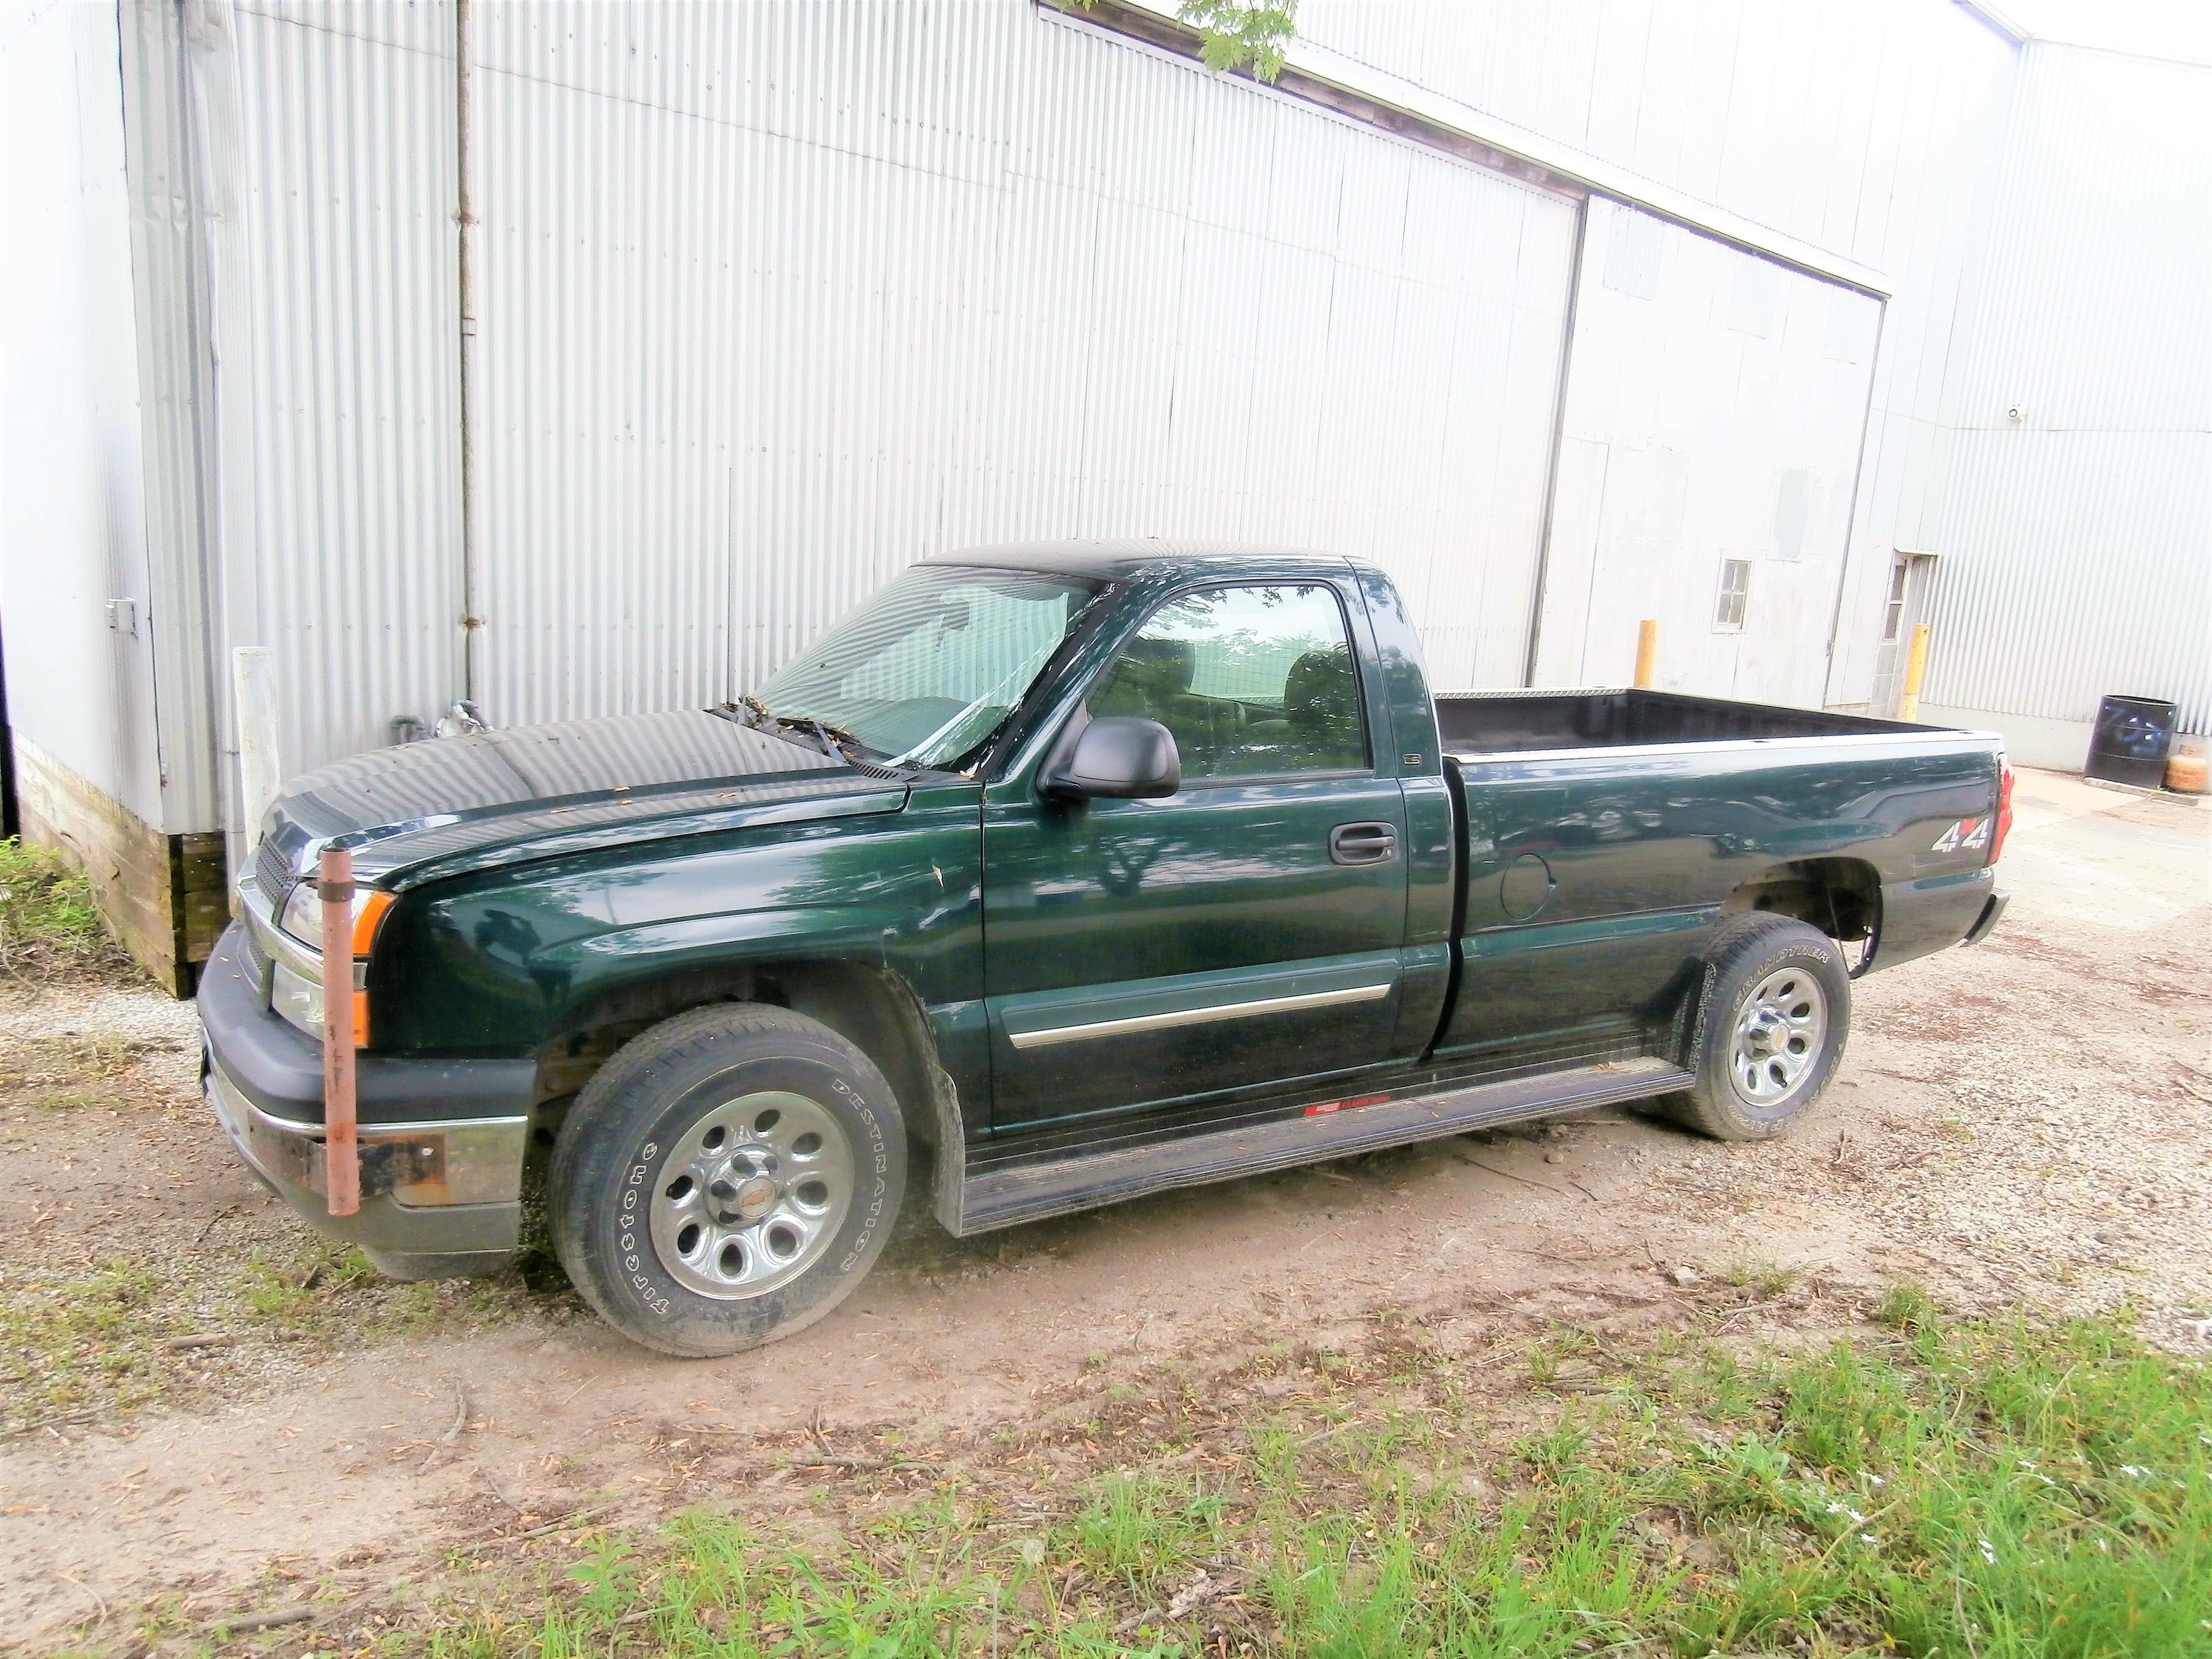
xmin=1633 ymin=619 xmax=1658 ymax=689
xmin=1897 ymin=623 xmax=1931 ymax=722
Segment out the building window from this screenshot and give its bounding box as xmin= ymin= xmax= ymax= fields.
xmin=1881 ymin=560 xmax=1909 ymax=641
xmin=1714 ymin=559 xmax=1752 ymax=631
xmin=1772 ymin=468 xmax=1810 ymax=560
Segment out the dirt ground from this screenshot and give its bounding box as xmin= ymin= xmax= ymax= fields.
xmin=1 ymin=766 xmax=2205 ymax=1650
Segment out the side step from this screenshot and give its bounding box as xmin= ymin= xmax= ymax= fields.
xmin=945 ymin=1055 xmax=1693 ymax=1236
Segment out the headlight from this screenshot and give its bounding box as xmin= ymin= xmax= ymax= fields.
xmin=279 ymin=879 xmax=394 ymax=956
xmin=272 ymin=874 xmax=394 ymax=1048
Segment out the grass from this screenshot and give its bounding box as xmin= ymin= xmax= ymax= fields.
xmin=334 ymin=1301 xmax=2212 ymax=1658
xmin=0 ymin=1240 xmax=559 ymax=1430
xmin=0 ymin=837 xmax=132 ymax=981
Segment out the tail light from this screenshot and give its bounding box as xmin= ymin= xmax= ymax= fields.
xmin=1990 ymin=756 xmax=2015 ymax=865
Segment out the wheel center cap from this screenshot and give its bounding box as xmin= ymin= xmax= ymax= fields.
xmin=1744 ymin=1009 xmax=1783 ymax=1052
xmin=728 ymin=1174 xmax=779 ymax=1223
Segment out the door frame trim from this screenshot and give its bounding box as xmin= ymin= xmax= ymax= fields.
xmin=1007 ymin=980 xmax=1393 ymax=1050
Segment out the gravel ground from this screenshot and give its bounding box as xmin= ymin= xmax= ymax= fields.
xmin=0 ymin=763 xmax=2203 ymax=1646
xmin=1643 ymin=774 xmax=2210 ymax=1349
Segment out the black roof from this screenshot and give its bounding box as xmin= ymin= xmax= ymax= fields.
xmin=924 ymin=537 xmax=1357 ymax=582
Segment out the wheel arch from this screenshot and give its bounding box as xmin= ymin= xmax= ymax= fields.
xmin=529 ymin=957 xmax=945 ymax=1156
xmin=1718 ymin=856 xmax=1880 ymax=945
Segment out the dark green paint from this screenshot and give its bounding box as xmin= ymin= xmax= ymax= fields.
xmin=338 ymin=551 xmax=2001 ymax=1150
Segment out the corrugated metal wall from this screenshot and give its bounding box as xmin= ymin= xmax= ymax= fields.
xmin=177 ymin=0 xmax=1582 ymax=796
xmin=1531 ymin=201 xmax=1880 ymax=703
xmin=1820 ymin=10 xmax=2020 ymax=713
xmin=1296 ymin=0 xmax=1993 ymax=283
xmin=1289 ymin=0 xmax=2032 ymax=717
xmin=1916 ymin=44 xmax=2210 ymax=740
xmin=94 ymin=0 xmax=2209 ymax=849
xmin=227 ymin=0 xmax=463 ymax=774
xmin=469 ymin=1 xmax=1579 ymax=723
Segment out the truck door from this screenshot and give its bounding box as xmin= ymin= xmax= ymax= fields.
xmin=980 ymin=579 xmax=1412 ymax=1128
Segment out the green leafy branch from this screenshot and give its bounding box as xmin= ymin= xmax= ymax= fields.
xmin=1179 ymin=0 xmax=1299 ymax=81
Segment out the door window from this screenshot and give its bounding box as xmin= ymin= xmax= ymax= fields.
xmin=1881 ymin=560 xmax=1908 ymax=641
xmin=1088 ymin=584 xmax=1367 ymax=782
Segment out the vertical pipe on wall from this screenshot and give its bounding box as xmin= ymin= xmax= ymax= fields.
xmin=1899 ymin=623 xmax=1931 ymax=722
xmin=455 ymin=0 xmax=484 ymax=711
xmin=230 ymin=646 xmax=282 ymax=835
xmin=1520 ymin=194 xmax=1590 ymax=688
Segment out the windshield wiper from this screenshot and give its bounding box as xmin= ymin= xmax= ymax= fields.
xmin=720 ymin=695 xmax=872 ymax=766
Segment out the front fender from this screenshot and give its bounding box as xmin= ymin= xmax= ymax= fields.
xmin=368 ymin=792 xmax=984 ymax=1054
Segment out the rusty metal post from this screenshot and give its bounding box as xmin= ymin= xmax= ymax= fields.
xmin=318 ymin=844 xmax=361 ymax=1217
xmin=1633 ymin=619 xmax=1659 ymax=689
xmin=1898 ymin=622 xmax=1931 ymax=722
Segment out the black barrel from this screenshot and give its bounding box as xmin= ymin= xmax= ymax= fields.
xmin=2085 ymin=694 xmax=2176 ymax=789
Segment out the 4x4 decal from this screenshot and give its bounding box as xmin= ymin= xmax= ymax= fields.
xmin=1931 ymin=816 xmax=1991 ymax=853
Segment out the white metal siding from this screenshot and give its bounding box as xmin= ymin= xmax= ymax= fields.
xmin=1531 ymin=202 xmax=1878 ymax=705
xmin=119 ymin=0 xmax=223 ymax=836
xmin=463 ymin=1 xmax=1577 ymax=725
xmin=1820 ymin=10 xmax=2020 ymax=711
xmin=1294 ymin=0 xmax=1999 ymax=282
xmin=228 ymin=0 xmax=464 ymax=774
xmin=97 ymin=0 xmax=2209 ymax=849
xmin=1254 ymin=1 xmax=2039 ymax=718
xmin=1916 ymin=46 xmax=2211 ymax=736
xmin=0 ymin=0 xmax=162 ymax=824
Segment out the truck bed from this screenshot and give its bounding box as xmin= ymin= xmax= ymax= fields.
xmin=1435 ymin=687 xmax=1929 ymax=759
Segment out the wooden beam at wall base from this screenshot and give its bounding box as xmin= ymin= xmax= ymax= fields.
xmin=10 ymin=736 xmax=227 ymax=998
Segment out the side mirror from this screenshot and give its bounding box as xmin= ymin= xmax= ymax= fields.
xmin=1042 ymin=717 xmax=1181 ymax=801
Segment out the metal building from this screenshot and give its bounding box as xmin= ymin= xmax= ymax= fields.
xmin=2 ymin=0 xmax=2206 ymax=990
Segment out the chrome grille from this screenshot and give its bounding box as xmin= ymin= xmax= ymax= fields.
xmin=253 ymin=836 xmax=296 ymax=911
xmin=238 ymin=918 xmax=274 ymax=996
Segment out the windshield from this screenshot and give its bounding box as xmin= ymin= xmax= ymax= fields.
xmin=754 ymin=564 xmax=1104 ymax=767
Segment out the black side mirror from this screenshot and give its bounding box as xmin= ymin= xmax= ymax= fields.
xmin=1042 ymin=717 xmax=1181 ymax=801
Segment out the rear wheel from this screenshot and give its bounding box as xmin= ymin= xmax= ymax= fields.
xmin=1660 ymin=915 xmax=1850 ymax=1141
xmin=550 ymin=1005 xmax=906 ymax=1357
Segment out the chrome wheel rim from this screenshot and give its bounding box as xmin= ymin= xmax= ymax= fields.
xmin=1729 ymin=967 xmax=1827 ymax=1107
xmin=648 ymin=1090 xmax=852 ymax=1300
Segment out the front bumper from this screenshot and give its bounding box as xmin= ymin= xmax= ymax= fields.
xmin=200 ymin=922 xmax=537 ymax=1272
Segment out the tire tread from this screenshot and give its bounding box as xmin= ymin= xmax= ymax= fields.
xmin=549 ymin=1003 xmax=906 ymax=1357
xmin=1660 ymin=914 xmax=1850 ymax=1142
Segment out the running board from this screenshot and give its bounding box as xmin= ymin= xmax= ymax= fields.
xmin=942 ymin=1055 xmax=1693 ymax=1236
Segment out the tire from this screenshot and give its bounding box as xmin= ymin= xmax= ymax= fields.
xmin=1658 ymin=915 xmax=1850 ymax=1142
xmin=549 ymin=1004 xmax=907 ymax=1357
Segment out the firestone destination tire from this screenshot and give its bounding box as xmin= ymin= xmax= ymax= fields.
xmin=1660 ymin=914 xmax=1851 ymax=1142
xmin=549 ymin=1005 xmax=906 ymax=1358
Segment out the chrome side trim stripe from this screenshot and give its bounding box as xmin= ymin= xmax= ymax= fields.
xmin=1006 ymin=981 xmax=1393 ymax=1051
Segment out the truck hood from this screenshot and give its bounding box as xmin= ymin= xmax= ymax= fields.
xmin=253 ymin=709 xmax=909 ymax=894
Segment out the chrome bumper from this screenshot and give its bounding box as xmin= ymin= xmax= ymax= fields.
xmin=207 ymin=1058 xmax=528 ymax=1211
xmin=206 ymin=1054 xmax=527 ymax=1266
xmin=200 ymin=912 xmax=534 ymax=1272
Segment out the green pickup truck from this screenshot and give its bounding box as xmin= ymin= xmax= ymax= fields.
xmin=203 ymin=543 xmax=2013 ymax=1355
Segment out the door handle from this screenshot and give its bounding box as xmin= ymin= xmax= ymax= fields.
xmin=1330 ymin=821 xmax=1397 ymax=866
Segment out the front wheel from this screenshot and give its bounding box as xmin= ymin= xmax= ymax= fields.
xmin=550 ymin=1005 xmax=907 ymax=1357
xmin=1659 ymin=915 xmax=1850 ymax=1141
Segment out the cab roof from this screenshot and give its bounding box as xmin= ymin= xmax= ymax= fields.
xmin=925 ymin=538 xmax=1360 ymax=584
